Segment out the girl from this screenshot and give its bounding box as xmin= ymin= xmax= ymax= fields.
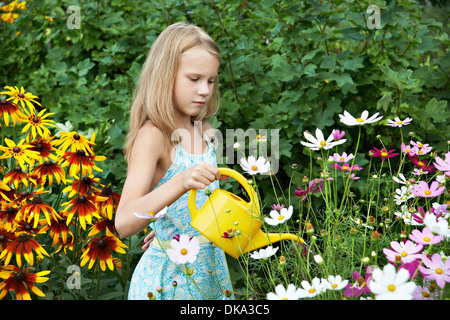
xmin=115 ymin=22 xmax=234 ymax=300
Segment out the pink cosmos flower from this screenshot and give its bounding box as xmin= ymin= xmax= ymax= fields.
xmin=434 ymin=151 xmax=450 ymax=175
xmin=295 ymin=180 xmax=324 ymax=202
xmin=409 ymin=227 xmax=444 ymax=246
xmin=332 ymin=129 xmax=345 ymax=140
xmin=386 ymin=117 xmax=413 ymax=127
xmin=330 ymin=162 xmax=363 ymax=172
xmin=343 ymin=266 xmax=373 ymax=297
xmin=410 ymin=180 xmax=445 ymax=198
xmin=419 ymin=253 xmax=450 ymax=289
xmin=329 ymin=152 xmax=354 ymax=163
xmin=401 ymin=143 xmax=417 ymax=156
xmin=271 ymin=204 xmax=285 ymax=211
xmin=383 ymin=240 xmax=424 ymax=265
xmin=369 ymin=147 xmax=399 ymax=162
xmin=410 ymin=141 xmax=433 ymax=155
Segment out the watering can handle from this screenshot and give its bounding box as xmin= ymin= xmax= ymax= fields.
xmin=188 ymin=167 xmax=260 ymax=218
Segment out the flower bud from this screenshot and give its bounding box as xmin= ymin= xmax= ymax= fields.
xmin=349 ymin=228 xmax=358 ymax=236
xmin=371 ymin=231 xmax=381 ymax=242
xmin=305 ymin=222 xmax=314 ymax=234
xmin=224 ymin=289 xmax=232 ymax=298
xmin=279 ymin=255 xmax=286 ymax=265
xmin=147 ymin=292 xmax=156 ymax=300
xmin=314 ymin=254 xmax=323 ymax=264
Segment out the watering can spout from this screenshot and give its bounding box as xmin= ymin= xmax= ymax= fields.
xmin=245 ymin=230 xmax=304 ymax=254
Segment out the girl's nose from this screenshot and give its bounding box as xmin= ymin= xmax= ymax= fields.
xmin=198 ymin=81 xmax=211 ymax=96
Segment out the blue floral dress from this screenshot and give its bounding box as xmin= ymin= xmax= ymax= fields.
xmin=127 ymin=137 xmax=234 ymax=300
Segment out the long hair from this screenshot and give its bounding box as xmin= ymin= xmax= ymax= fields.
xmin=123 ymin=22 xmax=221 ymax=162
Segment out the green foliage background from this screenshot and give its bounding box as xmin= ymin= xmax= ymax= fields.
xmin=2 ymin=0 xmax=449 ymax=217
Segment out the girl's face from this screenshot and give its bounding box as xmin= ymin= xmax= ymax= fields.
xmin=173 ymin=47 xmax=219 ymax=121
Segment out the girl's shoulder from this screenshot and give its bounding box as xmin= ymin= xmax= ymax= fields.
xmin=133 ymin=120 xmax=167 ymax=157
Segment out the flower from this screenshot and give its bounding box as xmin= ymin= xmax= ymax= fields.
xmin=423 ymin=213 xmax=450 ymax=237
xmin=369 ymin=264 xmax=416 ymax=300
xmin=21 ymin=108 xmax=56 ymax=140
xmin=386 ymin=117 xmax=413 ymax=127
xmin=62 ymin=174 xmax=103 ymax=198
xmin=392 ymin=173 xmax=412 ymax=185
xmin=264 ymin=205 xmax=293 ymax=226
xmin=271 ymin=204 xmax=285 ymax=210
xmin=410 ymin=141 xmax=433 ymax=155
xmin=3 ymin=166 xmax=37 ymax=189
xmin=47 ymin=210 xmax=74 ymax=247
xmin=410 ymin=180 xmax=445 ymax=198
xmin=338 ymin=110 xmax=383 ymax=126
xmin=331 ymin=129 xmax=345 ymax=140
xmin=0 ymin=233 xmax=49 ymax=267
xmin=240 ymin=155 xmax=271 ymax=175
xmin=408 ymin=154 xmax=435 ymax=172
xmin=19 ymin=194 xmax=61 ymax=228
xmin=419 ymin=253 xmax=450 ymax=288
xmin=413 ymin=279 xmax=441 ymax=300
xmin=409 ymin=227 xmax=444 ymax=246
xmin=95 ymin=185 xmax=121 ymax=220
xmin=0 ymin=99 xmax=25 ymax=126
xmin=295 ymin=179 xmax=324 ymax=202
xmin=401 ymin=143 xmax=417 ymax=156
xmin=63 ymin=194 xmax=108 ymax=230
xmin=0 ymin=86 xmax=42 ymax=112
xmin=0 ymin=138 xmax=41 ymax=171
xmin=266 ymin=284 xmax=302 ymax=300
xmin=383 ymin=240 xmax=424 ymax=265
xmin=80 ymin=229 xmax=128 ymax=271
xmin=343 ymin=266 xmax=373 ymax=297
xmin=166 ymin=234 xmax=200 ymax=264
xmin=133 ymin=206 xmax=168 ymax=221
xmin=322 ymin=275 xmax=349 ymax=291
xmin=328 ymin=152 xmax=354 ymax=163
xmin=32 ymin=160 xmax=66 ymax=186
xmin=249 ymin=246 xmax=279 ymax=259
xmin=297 ymin=278 xmax=326 ymax=298
xmin=434 ymin=152 xmax=450 ymax=175
xmin=58 ymin=149 xmax=106 ymax=178
xmin=369 ymin=147 xmax=399 ymax=162
xmin=0 ymin=265 xmax=50 ymax=300
xmin=300 ymin=128 xmax=346 ymax=150
xmin=54 ymin=131 xmax=95 ymax=154
xmin=393 ymin=186 xmax=414 ymax=205
xmin=330 ymin=162 xmax=363 ymax=172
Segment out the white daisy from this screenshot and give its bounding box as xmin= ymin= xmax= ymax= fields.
xmin=321 ymin=275 xmax=349 ymax=291
xmin=267 ymin=284 xmax=302 ymax=300
xmin=240 ymin=155 xmax=271 ymax=175
xmin=297 ymin=277 xmax=326 ymax=298
xmin=249 ymin=246 xmax=279 ymax=259
xmin=339 ymin=110 xmax=383 ymax=126
xmin=133 ymin=206 xmax=168 ymax=220
xmin=386 ymin=117 xmax=413 ymax=127
xmin=166 ymin=234 xmax=200 ymax=264
xmin=300 ymin=128 xmax=346 ymax=151
xmin=264 ymin=205 xmax=293 ymax=226
xmin=369 ymin=264 xmax=416 ymax=300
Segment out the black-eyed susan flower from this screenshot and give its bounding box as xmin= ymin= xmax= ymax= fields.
xmin=62 ymin=174 xmax=103 ymax=198
xmin=80 ymin=229 xmax=127 ymax=271
xmin=0 ymin=227 xmax=16 ymax=252
xmin=47 ymin=210 xmax=74 ymax=247
xmin=59 ymin=149 xmax=106 ymax=178
xmin=0 ymin=86 xmax=41 ymax=112
xmin=0 ymin=138 xmax=41 ymax=171
xmin=0 ymin=204 xmax=20 ymax=230
xmin=0 ymin=265 xmax=50 ymax=300
xmin=0 ymin=232 xmax=49 ymax=267
xmin=18 ymin=194 xmax=60 ymax=228
xmin=0 ymin=180 xmax=12 ymax=201
xmin=28 ymin=137 xmax=59 ymax=165
xmin=0 ymin=99 xmax=25 ymax=126
xmin=54 ymin=131 xmax=95 ymax=154
xmin=32 ymin=160 xmax=66 ymax=186
xmin=63 ymin=194 xmax=107 ymax=230
xmin=3 ymin=166 xmax=38 ymax=189
xmin=22 ymin=108 xmax=56 ymax=140
xmin=13 ymin=188 xmax=47 ymax=206
xmin=88 ymin=207 xmax=116 ymax=237
xmin=96 ymin=185 xmax=121 ymax=220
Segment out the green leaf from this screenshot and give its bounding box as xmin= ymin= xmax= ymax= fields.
xmin=425 ymin=98 xmax=448 ymax=124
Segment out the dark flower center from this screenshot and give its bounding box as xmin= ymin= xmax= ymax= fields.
xmin=13 ymin=147 xmax=20 ymax=153
xmin=0 ymin=234 xmax=6 ymax=242
xmin=73 ymin=134 xmax=80 ymax=140
xmin=18 ymin=93 xmax=25 ymax=99
xmin=76 ymin=149 xmax=86 ymax=156
xmin=24 ymin=223 xmax=33 ymax=232
xmin=32 ymin=195 xmax=43 ymax=204
xmin=35 ymin=143 xmax=43 ymax=151
xmin=0 ymin=99 xmax=6 ymax=104
xmin=82 ymin=176 xmax=92 ymax=183
xmin=97 ymin=239 xmax=107 ymax=249
xmin=102 ymin=186 xmax=112 ymax=196
xmin=44 ymin=160 xmax=52 ymax=166
xmin=32 ymin=117 xmax=40 ymax=123
xmin=77 ymin=195 xmax=87 ymax=203
xmin=14 ymin=166 xmax=22 ymax=172
xmin=21 ymin=191 xmax=30 ymax=197
xmin=17 ymin=233 xmax=28 ymax=242
xmin=15 ymin=272 xmax=25 ymax=282
xmin=7 ymin=206 xmax=16 ymax=214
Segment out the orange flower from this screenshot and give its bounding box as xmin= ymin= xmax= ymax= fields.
xmin=28 ymin=138 xmax=59 ymax=165
xmin=58 ymin=149 xmax=106 ymax=178
xmin=0 ymin=232 xmax=49 ymax=267
xmin=96 ymin=186 xmax=121 ymax=220
xmin=47 ymin=210 xmax=74 ymax=247
xmin=18 ymin=194 xmax=60 ymax=228
xmin=62 ymin=174 xmax=103 ymax=198
xmin=0 ymin=265 xmax=50 ymax=300
xmin=32 ymin=160 xmax=66 ymax=186
xmin=0 ymin=204 xmax=20 ymax=230
xmin=3 ymin=166 xmax=38 ymax=189
xmin=80 ymin=229 xmax=127 ymax=271
xmin=88 ymin=206 xmax=116 ymax=237
xmin=0 ymin=227 xmax=16 ymax=252
xmin=0 ymin=99 xmax=25 ymax=126
xmin=62 ymin=194 xmax=107 ymax=230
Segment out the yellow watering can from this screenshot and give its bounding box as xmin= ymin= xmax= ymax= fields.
xmin=188 ymin=167 xmax=304 ymax=259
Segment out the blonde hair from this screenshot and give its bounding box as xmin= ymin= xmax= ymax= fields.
xmin=124 ymin=22 xmax=221 ymax=162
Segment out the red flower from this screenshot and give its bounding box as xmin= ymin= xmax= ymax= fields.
xmin=408 ymin=154 xmax=435 ymax=172
xmin=370 ymin=147 xmax=399 ymax=162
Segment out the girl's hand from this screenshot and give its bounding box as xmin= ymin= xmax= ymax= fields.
xmin=182 ymin=162 xmax=226 ymax=191
xmin=142 ymin=230 xmax=155 ymax=251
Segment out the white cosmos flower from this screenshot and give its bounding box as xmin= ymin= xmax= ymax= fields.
xmin=166 ymin=234 xmax=200 ymax=264
xmin=339 ymin=110 xmax=383 ymax=126
xmin=267 ymin=284 xmax=302 ymax=300
xmin=297 ymin=278 xmax=326 ymax=298
xmin=369 ymin=264 xmax=416 ymax=300
xmin=249 ymin=246 xmax=279 ymax=259
xmin=264 ymin=205 xmax=293 ymax=226
xmin=322 ymin=275 xmax=349 ymax=291
xmin=300 ymin=128 xmax=346 ymax=151
xmin=386 ymin=117 xmax=413 ymax=127
xmin=133 ymin=206 xmax=168 ymax=220
xmin=393 ymin=186 xmax=414 ymax=205
xmin=240 ymin=155 xmax=271 ymax=175
xmin=423 ymin=213 xmax=450 ymax=237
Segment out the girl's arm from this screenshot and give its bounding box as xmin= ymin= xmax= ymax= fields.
xmin=115 ymin=123 xmax=221 ymax=238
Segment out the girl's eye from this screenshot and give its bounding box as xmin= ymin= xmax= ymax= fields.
xmin=208 ymin=80 xmax=215 ymax=84
xmin=189 ymin=78 xmax=199 ymax=82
